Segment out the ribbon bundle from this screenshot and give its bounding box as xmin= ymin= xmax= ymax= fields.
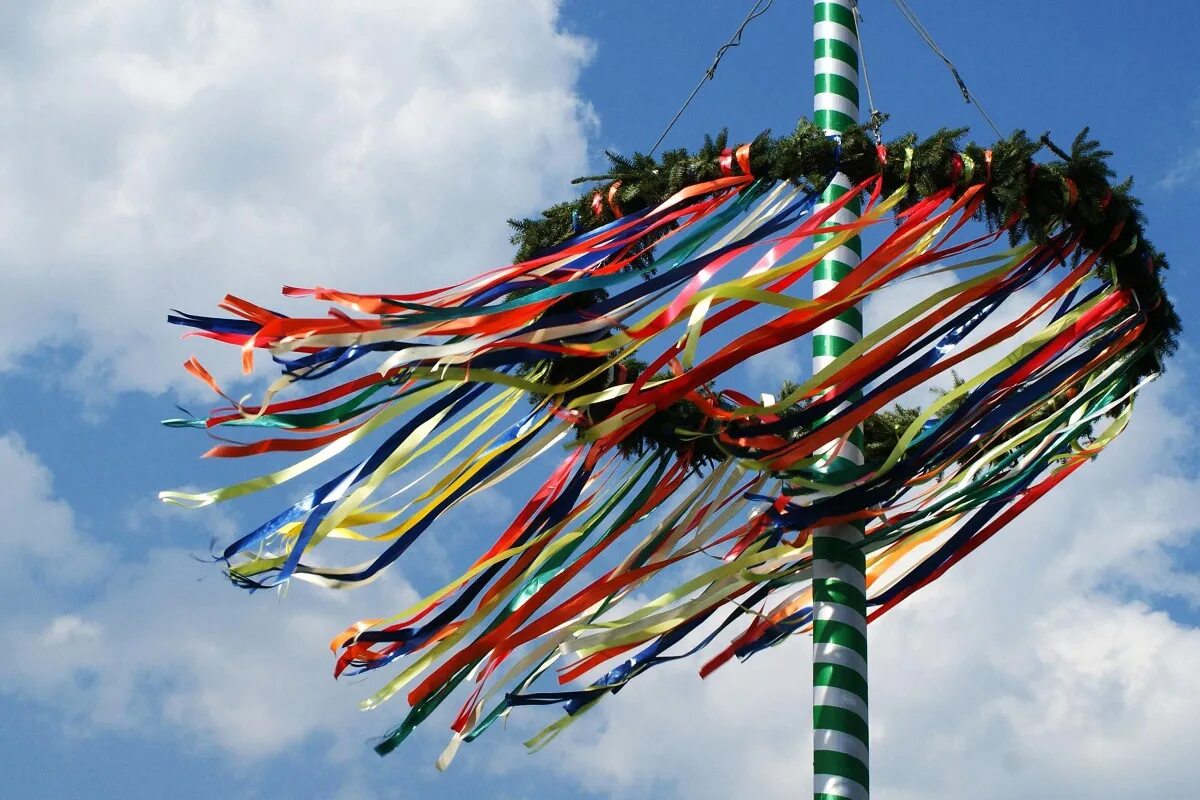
xmin=163 ymin=134 xmax=1166 ymax=763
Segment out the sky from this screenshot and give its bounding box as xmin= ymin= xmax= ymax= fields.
xmin=1 ymin=1 xmax=1199 ymax=798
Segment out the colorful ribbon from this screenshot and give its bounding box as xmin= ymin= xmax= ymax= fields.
xmin=162 ymin=162 xmax=1157 ymax=763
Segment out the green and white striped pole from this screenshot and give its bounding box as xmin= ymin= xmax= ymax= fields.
xmin=811 ymin=2 xmax=869 ymax=799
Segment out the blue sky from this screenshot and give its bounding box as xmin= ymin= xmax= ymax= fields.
xmin=2 ymin=2 xmax=1199 ymax=798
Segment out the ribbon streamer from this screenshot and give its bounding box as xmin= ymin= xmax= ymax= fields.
xmin=162 ymin=155 xmax=1161 ymax=763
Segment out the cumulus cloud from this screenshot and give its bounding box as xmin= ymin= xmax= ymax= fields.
xmin=0 ymin=0 xmax=595 ymax=763
xmin=0 ymin=0 xmax=595 ymax=396
xmin=1159 ymin=149 xmax=1200 ymax=191
xmin=6 ymin=550 xmax=424 ymax=759
xmin=0 ymin=428 xmax=426 ymax=759
xmin=0 ymin=433 xmax=111 ymax=588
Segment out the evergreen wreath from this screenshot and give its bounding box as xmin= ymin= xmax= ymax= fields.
xmin=507 ymin=119 xmax=1180 ymax=465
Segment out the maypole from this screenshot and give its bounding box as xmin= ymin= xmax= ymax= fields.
xmin=159 ymin=0 xmax=1182 ymax=776
xmin=811 ymin=2 xmax=869 ymax=799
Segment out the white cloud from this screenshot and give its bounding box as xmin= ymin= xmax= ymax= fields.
xmin=0 ymin=432 xmax=111 ymax=587
xmin=744 ymin=339 xmax=806 ymax=394
xmin=0 ymin=427 xmax=427 ymax=759
xmin=0 ymin=0 xmax=595 ymax=397
xmin=1157 ymin=97 xmax=1200 ymax=191
xmin=1159 ymin=148 xmax=1200 ymax=191
xmin=0 ymin=548 xmax=421 ymax=760
xmin=0 ymin=0 xmax=596 ymax=767
xmin=0 ymin=0 xmax=594 ymax=753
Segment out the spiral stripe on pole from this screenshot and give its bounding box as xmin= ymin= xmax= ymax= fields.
xmin=812 ymin=2 xmax=868 ymax=798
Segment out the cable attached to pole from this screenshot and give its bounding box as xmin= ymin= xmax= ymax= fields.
xmin=850 ymin=0 xmax=885 ymax=143
xmin=647 ymin=0 xmax=775 ymax=156
xmin=892 ymin=0 xmax=1004 ymax=138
